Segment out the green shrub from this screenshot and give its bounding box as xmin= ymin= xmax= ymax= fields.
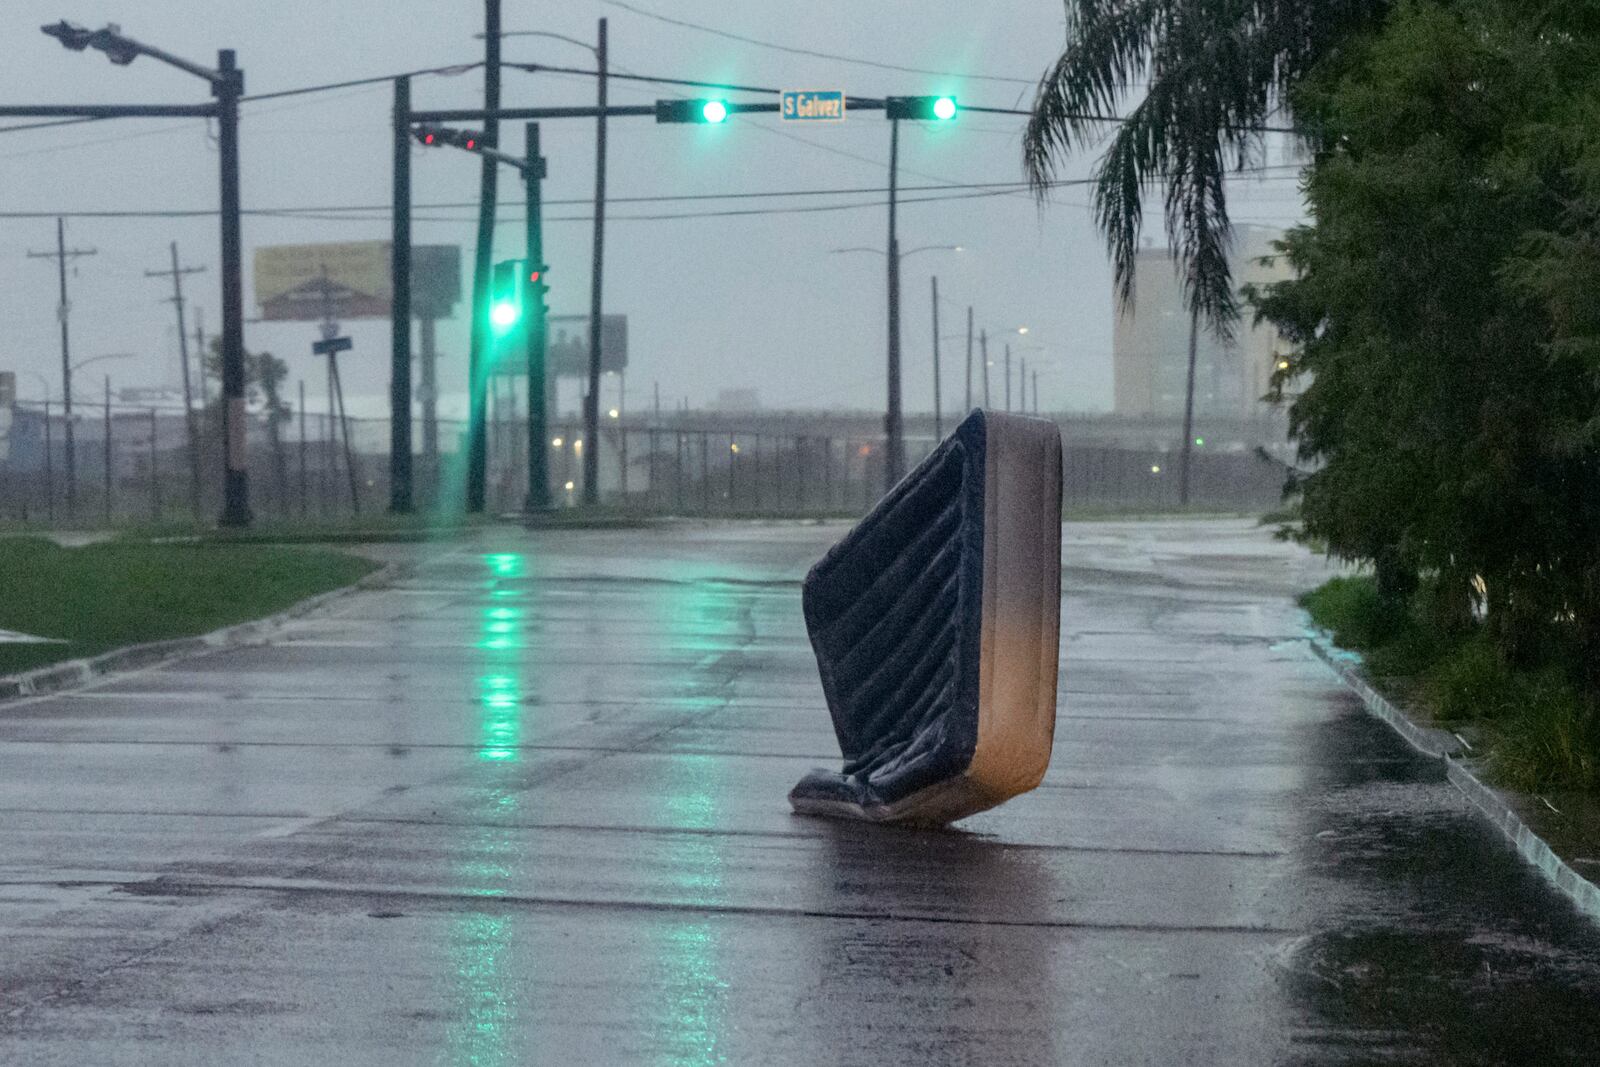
xmin=1425 ymin=638 xmax=1519 ymax=723
xmin=1300 ymin=576 xmax=1404 ymax=651
xmin=1489 ymin=679 xmax=1600 ymax=793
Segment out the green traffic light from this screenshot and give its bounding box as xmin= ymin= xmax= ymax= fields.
xmin=933 ymin=96 xmax=957 ymax=120
xmin=490 ymin=300 xmax=520 ymax=331
xmin=702 ymin=99 xmax=728 ymax=123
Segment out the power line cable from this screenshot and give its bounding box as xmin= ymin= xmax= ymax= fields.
xmin=0 ymin=168 xmax=1302 ymax=220
xmin=591 ymin=0 xmax=1038 ymax=87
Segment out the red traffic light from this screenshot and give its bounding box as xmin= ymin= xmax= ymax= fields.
xmin=423 ymin=132 xmax=435 ymax=145
xmin=464 ymin=137 xmax=476 ymax=150
xmin=528 ymin=271 xmax=540 ymax=283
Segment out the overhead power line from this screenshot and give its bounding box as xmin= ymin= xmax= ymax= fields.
xmin=0 ymin=165 xmax=1304 ymax=221
xmin=591 ymin=0 xmax=1038 ymax=86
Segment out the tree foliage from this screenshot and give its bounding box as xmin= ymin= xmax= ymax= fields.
xmin=1024 ymin=0 xmax=1391 ymax=333
xmin=1252 ymin=0 xmax=1600 ymax=675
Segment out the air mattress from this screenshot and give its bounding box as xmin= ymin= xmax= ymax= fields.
xmin=789 ymin=409 xmax=1063 ymax=826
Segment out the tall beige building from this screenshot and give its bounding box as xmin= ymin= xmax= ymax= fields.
xmin=1112 ymin=225 xmax=1291 ymax=419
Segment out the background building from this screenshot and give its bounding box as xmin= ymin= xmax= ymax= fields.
xmin=1112 ymin=225 xmax=1292 ymax=421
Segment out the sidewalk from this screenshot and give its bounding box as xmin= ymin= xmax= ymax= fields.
xmin=2 ymin=518 xmax=1599 ymax=1064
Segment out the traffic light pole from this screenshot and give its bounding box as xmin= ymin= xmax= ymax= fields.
xmin=215 ymin=50 xmax=251 ymax=527
xmin=525 ymin=122 xmax=551 ymax=512
xmin=389 ymin=75 xmax=413 ymax=514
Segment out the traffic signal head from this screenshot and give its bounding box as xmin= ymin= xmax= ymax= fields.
xmin=413 ymin=125 xmax=485 ymax=152
xmin=490 ymin=260 xmax=526 ymax=341
xmin=885 ymin=95 xmax=959 ymax=121
xmin=655 ymin=98 xmax=733 ymax=124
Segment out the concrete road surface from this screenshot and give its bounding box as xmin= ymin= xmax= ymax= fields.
xmin=2 ymin=519 xmax=1599 ymax=1065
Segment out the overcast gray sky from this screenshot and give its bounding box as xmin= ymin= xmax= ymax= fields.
xmin=1 ymin=1 xmax=1308 ymax=420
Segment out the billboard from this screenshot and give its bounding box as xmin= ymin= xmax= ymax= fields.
xmin=253 ymin=243 xmax=461 ymax=321
xmin=548 ymin=315 xmax=628 ymax=377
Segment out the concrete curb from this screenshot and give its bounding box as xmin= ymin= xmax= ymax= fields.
xmin=0 ymin=562 xmax=398 ymax=704
xmin=1305 ymin=626 xmax=1600 ymax=923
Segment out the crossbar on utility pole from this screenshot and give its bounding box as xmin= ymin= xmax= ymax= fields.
xmin=145 ymin=242 xmax=205 ymax=519
xmin=27 ymin=218 xmax=96 ymax=519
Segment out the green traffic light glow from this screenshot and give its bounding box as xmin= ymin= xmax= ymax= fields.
xmin=490 ymin=301 xmax=520 ymax=330
xmin=933 ymin=96 xmax=957 ymax=120
xmin=702 ymin=100 xmax=728 ymax=123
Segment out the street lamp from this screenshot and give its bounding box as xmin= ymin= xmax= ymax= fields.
xmin=41 ymin=20 xmax=251 ymax=527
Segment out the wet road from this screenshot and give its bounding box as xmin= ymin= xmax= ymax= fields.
xmin=2 ymin=518 xmax=1598 ymax=1065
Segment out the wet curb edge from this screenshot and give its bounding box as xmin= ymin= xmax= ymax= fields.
xmin=1305 ymin=627 xmax=1600 ymax=923
xmin=0 ymin=562 xmax=399 ymax=703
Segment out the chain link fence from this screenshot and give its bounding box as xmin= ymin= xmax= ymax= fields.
xmin=0 ymin=400 xmax=1292 ymax=526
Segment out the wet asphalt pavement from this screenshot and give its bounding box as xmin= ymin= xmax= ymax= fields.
xmin=2 ymin=518 xmax=1599 ymax=1065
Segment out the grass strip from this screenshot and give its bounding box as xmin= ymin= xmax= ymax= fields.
xmin=0 ymin=537 xmax=375 ymax=676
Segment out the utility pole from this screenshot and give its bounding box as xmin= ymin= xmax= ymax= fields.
xmin=145 ymin=241 xmax=205 ymax=518
xmin=1020 ymin=356 xmax=1027 ymax=414
xmin=1033 ymin=368 xmax=1040 ymax=414
xmin=584 ymin=16 xmax=609 ymax=508
xmin=467 ymin=0 xmax=502 ymax=513
xmin=965 ymin=305 xmax=973 ymax=413
xmin=390 ymin=74 xmax=414 ymax=514
xmin=1005 ymin=343 xmax=1012 ymax=412
xmin=1180 ymin=306 xmax=1201 ymax=507
xmin=194 ymin=306 xmax=209 ymax=409
xmin=525 ymin=121 xmax=551 ymax=511
xmin=931 ymin=276 xmax=942 ymax=442
xmin=884 ymin=116 xmax=904 ymax=491
xmin=102 ymin=374 xmax=112 ymax=524
xmin=215 ymin=48 xmax=250 ymax=527
xmin=27 ymin=218 xmax=95 ymax=518
xmin=981 ymin=329 xmax=991 ymax=407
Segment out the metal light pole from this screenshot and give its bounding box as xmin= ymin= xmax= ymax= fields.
xmin=1180 ymin=306 xmax=1201 ymax=507
xmin=885 ymin=117 xmax=903 ymax=491
xmin=389 ymin=74 xmax=413 ymax=514
xmin=965 ymin=306 xmax=974 ymax=412
xmin=584 ymin=17 xmax=609 ymax=508
xmin=525 ymin=121 xmax=551 ymax=512
xmin=931 ymin=275 xmax=942 ymax=441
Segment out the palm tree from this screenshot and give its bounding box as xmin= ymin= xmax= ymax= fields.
xmin=1023 ymin=1 xmax=1390 ymax=334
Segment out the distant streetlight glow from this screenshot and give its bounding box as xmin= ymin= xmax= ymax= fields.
xmin=551 ymin=437 xmax=564 ymax=448
xmin=607 ymin=408 xmax=619 ymax=419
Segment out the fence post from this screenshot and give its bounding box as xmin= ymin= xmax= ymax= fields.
xmin=700 ymin=432 xmax=710 ymax=515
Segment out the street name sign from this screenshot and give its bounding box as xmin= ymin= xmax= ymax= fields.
xmin=312 ymin=336 xmax=353 ymax=356
xmin=781 ymin=90 xmax=845 ymax=122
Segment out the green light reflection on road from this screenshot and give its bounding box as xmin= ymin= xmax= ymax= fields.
xmin=445 ymin=550 xmax=536 ymax=1064
xmin=653 ymin=753 xmax=729 ymax=1067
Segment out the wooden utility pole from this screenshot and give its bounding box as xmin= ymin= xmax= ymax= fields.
xmin=27 ymin=218 xmax=96 ymax=517
xmin=145 ymin=241 xmax=205 ymax=518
